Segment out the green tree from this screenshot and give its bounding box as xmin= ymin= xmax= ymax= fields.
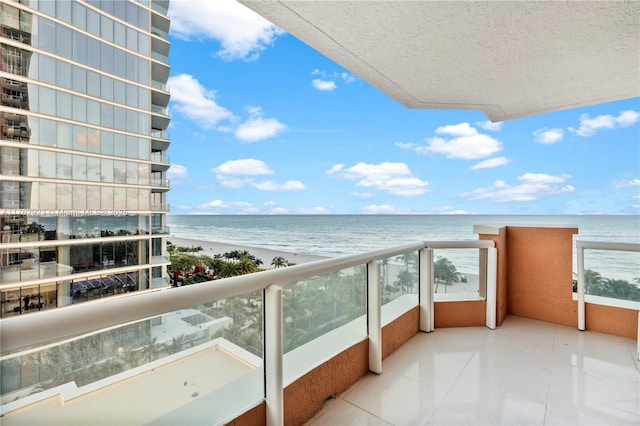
xmin=219 ymin=260 xmax=242 ymax=278
xmin=271 ymin=256 xmax=287 ymax=268
xmin=434 ymin=257 xmax=460 ymax=293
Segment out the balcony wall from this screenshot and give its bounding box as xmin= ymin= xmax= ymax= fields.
xmin=477 ymin=226 xmax=638 ymax=339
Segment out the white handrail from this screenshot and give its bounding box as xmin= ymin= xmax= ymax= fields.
xmin=0 ymin=240 xmax=495 ymax=354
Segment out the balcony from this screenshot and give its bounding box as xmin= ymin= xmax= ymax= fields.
xmin=151 ymin=226 xmax=170 ymax=235
xmin=0 ymin=226 xmax=638 ymax=425
xmin=150 ymin=177 xmax=170 ymax=190
xmin=151 ymin=203 xmax=170 ymax=212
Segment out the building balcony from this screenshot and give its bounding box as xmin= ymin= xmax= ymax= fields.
xmin=0 ymin=226 xmax=638 ymax=425
xmin=151 ymin=203 xmax=170 ymax=212
xmin=151 ymin=226 xmax=170 ymax=235
xmin=150 ymin=177 xmax=170 ymax=189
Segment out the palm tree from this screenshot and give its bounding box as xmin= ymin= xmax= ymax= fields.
xmin=434 ymin=257 xmax=460 ymax=293
xmin=142 ymin=337 xmax=163 ymax=362
xmin=238 ymin=257 xmax=258 ymax=274
xmin=219 ymin=261 xmax=242 ymax=278
xmin=271 ymin=256 xmax=287 ymax=268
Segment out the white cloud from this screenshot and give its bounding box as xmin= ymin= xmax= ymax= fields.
xmin=212 ymin=159 xmax=273 ymax=176
xmin=264 ymin=201 xmax=277 ymax=207
xmin=298 ymin=207 xmax=331 ymax=214
xmin=328 ymin=162 xmax=430 ymax=196
xmin=615 ymin=178 xmax=640 ymax=188
xmin=212 ymin=159 xmax=304 ymax=191
xmin=461 ymin=173 xmax=574 ymax=202
xmin=361 ymin=204 xmax=397 ymax=214
xmin=430 ymin=206 xmax=473 ymax=214
xmin=326 ymin=164 xmax=344 ymax=175
xmin=435 ymin=122 xmax=478 ymax=137
xmin=569 ymin=110 xmax=640 ymax=137
xmin=470 ymin=157 xmax=510 ymax=170
xmin=475 ymin=120 xmax=503 ymax=131
xmin=312 ymin=79 xmax=337 ymax=91
xmin=341 ymin=73 xmax=356 ymax=83
xmin=167 ymin=164 xmax=189 ymax=180
xmin=168 ymin=74 xmax=235 ymax=128
xmin=533 ymin=127 xmax=564 ymax=144
xmin=198 ymin=200 xmax=254 ymax=210
xmin=169 ymin=0 xmax=283 ymax=61
xmin=632 ymin=195 xmax=640 ymax=200
xmin=394 ymin=141 xmax=416 ymax=150
xmin=235 ymin=117 xmax=287 ymax=142
xmin=253 ymin=180 xmax=306 ymax=191
xmin=310 ymin=70 xmax=355 ymax=91
xmin=416 ymin=122 xmax=502 ymax=160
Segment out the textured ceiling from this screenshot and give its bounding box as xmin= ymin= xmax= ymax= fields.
xmin=239 ymin=1 xmax=640 ymax=122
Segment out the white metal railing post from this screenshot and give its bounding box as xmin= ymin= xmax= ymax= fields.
xmin=486 ymin=247 xmax=497 ymax=329
xmin=577 ymin=243 xmax=586 ymax=331
xmin=637 ymin=312 xmax=639 ymax=361
xmin=367 ymin=261 xmax=382 ymax=374
xmin=264 ymin=285 xmax=284 ymax=426
xmin=419 ymin=248 xmax=434 ymax=332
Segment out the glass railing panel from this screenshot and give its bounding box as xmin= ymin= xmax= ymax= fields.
xmin=151 ymin=80 xmax=168 ymax=91
xmin=381 ymin=252 xmax=419 ymax=303
xmin=582 ymin=249 xmax=640 ymax=302
xmin=281 ymin=265 xmax=367 ymax=384
xmin=151 ymin=129 xmax=168 ymax=139
xmin=381 ymin=252 xmax=419 ymax=325
xmin=433 ymin=248 xmax=482 ymax=300
xmin=0 ymin=299 xmax=264 ymax=425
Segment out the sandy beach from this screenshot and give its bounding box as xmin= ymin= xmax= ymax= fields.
xmin=169 ymin=237 xmax=482 ymax=293
xmin=168 ymin=236 xmax=328 ymax=266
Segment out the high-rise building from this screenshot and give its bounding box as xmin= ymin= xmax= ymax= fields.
xmin=0 ymin=0 xmax=171 ymax=317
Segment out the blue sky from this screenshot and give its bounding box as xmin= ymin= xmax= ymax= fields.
xmin=165 ymin=1 xmax=640 ymax=216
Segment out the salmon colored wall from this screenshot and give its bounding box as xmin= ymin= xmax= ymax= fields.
xmin=586 ymin=303 xmax=638 ymax=339
xmin=434 ymin=300 xmax=486 ymax=327
xmin=479 ymin=228 xmax=508 ymax=326
xmin=283 ymin=340 xmax=369 ymax=426
xmin=225 ymin=403 xmax=265 ymax=426
xmin=505 ymin=226 xmax=578 ymax=327
xmin=382 ymin=306 xmax=419 ymax=359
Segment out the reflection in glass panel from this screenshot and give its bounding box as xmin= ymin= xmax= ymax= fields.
xmin=72 ymin=155 xmax=87 ymax=180
xmin=86 ymin=185 xmax=100 ymax=209
xmin=126 ymin=161 xmax=138 ymax=184
xmin=282 ymin=265 xmax=366 ymax=354
xmin=138 ymin=189 xmax=149 ymax=211
xmin=73 ymin=185 xmax=86 ymax=210
xmin=127 ymin=188 xmax=138 ymax=211
xmin=101 ymin=131 xmax=114 ymax=155
xmin=101 ymin=158 xmax=113 ymax=182
xmin=56 ymin=153 xmax=72 ymax=179
xmin=57 ymin=121 xmax=72 ymax=149
xmin=113 ymin=186 xmax=125 ymax=209
xmin=381 ymin=252 xmax=418 ymax=305
xmin=87 ymin=157 xmax=100 ymax=181
xmin=113 ymin=160 xmax=126 ymax=183
xmin=72 ymin=31 xmax=87 ymax=64
xmin=57 ymin=184 xmax=72 ymax=209
xmin=86 ymin=99 xmax=100 ymax=125
xmin=38 ymin=151 xmax=55 ymax=178
xmin=434 ymin=249 xmax=481 ymax=296
xmin=100 ymin=186 xmax=113 ymax=210
xmin=72 ymin=95 xmax=86 ymax=122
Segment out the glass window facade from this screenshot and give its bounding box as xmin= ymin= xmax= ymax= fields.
xmin=0 ymin=0 xmax=171 ymax=311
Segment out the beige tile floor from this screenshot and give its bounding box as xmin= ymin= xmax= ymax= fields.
xmin=306 ymin=315 xmax=639 ymax=425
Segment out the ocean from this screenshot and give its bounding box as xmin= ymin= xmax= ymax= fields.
xmin=167 ymin=215 xmax=640 ymax=282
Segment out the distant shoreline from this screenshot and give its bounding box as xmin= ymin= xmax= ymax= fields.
xmin=168 ymin=236 xmax=329 ymax=266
